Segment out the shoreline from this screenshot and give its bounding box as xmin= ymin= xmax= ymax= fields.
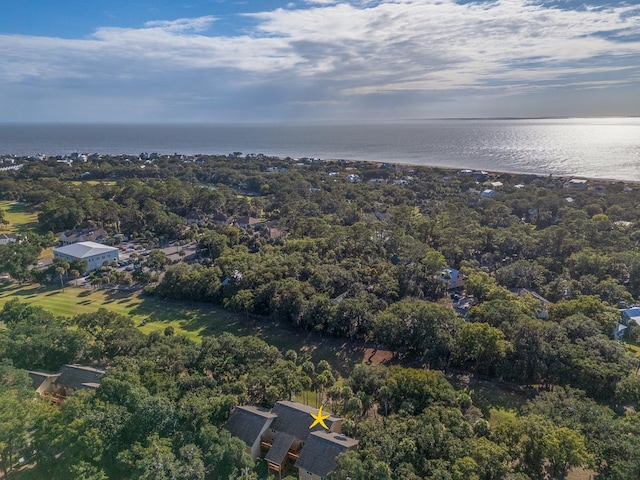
xmin=5 ymin=149 xmax=639 ymax=185
xmin=300 ymin=156 xmax=640 ymax=186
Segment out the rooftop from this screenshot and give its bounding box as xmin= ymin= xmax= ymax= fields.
xmin=226 ymin=405 xmax=277 ymax=446
xmin=56 ymin=364 xmax=106 ymax=390
xmin=271 ymin=400 xmax=342 ymax=441
xmin=54 ymin=241 xmax=118 ymax=259
xmin=295 ymin=431 xmax=358 ymax=477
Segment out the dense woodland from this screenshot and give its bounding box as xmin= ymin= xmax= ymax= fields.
xmin=2 ymin=153 xmax=640 ymax=479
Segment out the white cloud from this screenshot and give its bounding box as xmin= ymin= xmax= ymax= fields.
xmin=143 ymin=16 xmax=218 ymax=32
xmin=0 ymin=0 xmax=639 ymax=121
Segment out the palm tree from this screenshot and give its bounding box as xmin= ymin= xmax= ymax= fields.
xmin=56 ymin=266 xmax=66 ymax=291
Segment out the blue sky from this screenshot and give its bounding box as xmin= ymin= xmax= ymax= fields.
xmin=1 ymin=0 xmax=639 ymax=123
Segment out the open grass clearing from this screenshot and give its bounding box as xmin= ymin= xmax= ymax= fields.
xmin=625 ymin=342 xmax=640 ymax=356
xmin=0 ymin=282 xmax=388 ymax=376
xmin=69 ymin=180 xmax=116 ymax=186
xmin=448 ymin=373 xmax=531 ymax=415
xmin=0 ymin=200 xmax=38 ymax=233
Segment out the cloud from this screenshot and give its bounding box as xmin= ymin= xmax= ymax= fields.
xmin=143 ymin=16 xmax=218 ymax=32
xmin=1 ymin=0 xmax=639 ymax=121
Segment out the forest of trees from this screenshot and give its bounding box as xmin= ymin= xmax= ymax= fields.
xmin=2 ymin=152 xmax=640 ymax=478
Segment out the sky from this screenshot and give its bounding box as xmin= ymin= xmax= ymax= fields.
xmin=1 ymin=0 xmax=639 ymax=123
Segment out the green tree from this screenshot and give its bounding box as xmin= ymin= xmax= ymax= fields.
xmin=53 ymin=257 xmax=70 ymax=290
xmin=145 ymin=249 xmax=169 ymax=272
xmin=454 ymin=322 xmax=511 ymax=377
xmin=0 ymin=241 xmax=41 ymax=283
xmin=544 ymin=427 xmax=591 ymax=479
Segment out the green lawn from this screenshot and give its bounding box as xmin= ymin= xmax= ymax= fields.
xmin=448 ymin=374 xmax=530 ymax=415
xmin=69 ymin=180 xmax=116 ymax=186
xmin=0 ymin=201 xmax=38 ymax=233
xmin=0 ymin=282 xmax=372 ymax=375
xmin=625 ymin=342 xmax=640 ymax=356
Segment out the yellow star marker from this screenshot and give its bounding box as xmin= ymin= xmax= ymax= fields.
xmin=309 ymin=405 xmax=330 ymax=430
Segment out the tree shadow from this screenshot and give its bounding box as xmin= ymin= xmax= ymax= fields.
xmin=0 ymin=285 xmax=44 ymax=297
xmin=127 ymin=295 xmax=361 ymax=374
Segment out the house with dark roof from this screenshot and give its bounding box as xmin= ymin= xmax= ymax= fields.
xmin=29 ymin=371 xmax=60 ymax=395
xmin=212 ymin=213 xmax=233 ymax=226
xmin=185 ymin=210 xmax=208 ymax=226
xmin=55 ymin=364 xmax=105 ymax=395
xmin=59 ymin=226 xmax=108 ymax=245
xmin=296 ymin=431 xmax=358 ymax=480
xmin=226 ymin=405 xmax=277 ymax=460
xmin=234 ymin=216 xmax=265 ymax=230
xmin=29 ymin=364 xmax=106 ymax=401
xmin=226 ymin=400 xmax=357 ymax=479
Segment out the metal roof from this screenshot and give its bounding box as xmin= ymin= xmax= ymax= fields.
xmin=54 ymin=241 xmax=118 ymax=259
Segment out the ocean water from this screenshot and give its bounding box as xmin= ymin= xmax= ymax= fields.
xmin=0 ymin=118 xmax=639 ymax=181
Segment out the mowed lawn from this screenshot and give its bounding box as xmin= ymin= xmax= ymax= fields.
xmin=0 ymin=200 xmax=38 ymax=233
xmin=69 ymin=180 xmax=116 ymax=186
xmin=0 ymin=282 xmax=377 ymax=376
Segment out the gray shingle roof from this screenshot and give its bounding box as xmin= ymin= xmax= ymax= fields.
xmin=295 ymin=431 xmax=358 ymax=477
xmin=226 ymin=405 xmax=277 ymax=447
xmin=265 ymin=432 xmax=295 ymax=466
xmin=28 ymin=371 xmax=59 ymax=390
xmin=271 ymin=401 xmax=341 ymax=442
xmin=56 ymin=364 xmax=105 ymax=390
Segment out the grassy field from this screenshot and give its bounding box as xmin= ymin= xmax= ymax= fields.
xmin=0 ymin=200 xmax=38 ymax=233
xmin=69 ymin=180 xmax=116 ymax=186
xmin=0 ymin=282 xmax=376 ymax=376
xmin=625 ymin=342 xmax=640 ymax=356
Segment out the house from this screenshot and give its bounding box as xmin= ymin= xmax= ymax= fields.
xmin=490 ymin=181 xmax=503 ymax=188
xmin=212 ymin=213 xmax=233 ymax=226
xmin=621 ymin=307 xmax=640 ymax=325
xmin=515 ymin=288 xmax=550 ymax=319
xmin=54 ymin=364 xmax=105 ymax=395
xmin=0 ymin=233 xmax=19 ymax=245
xmin=614 ymin=307 xmax=640 ymax=340
xmin=567 ymin=178 xmax=588 ymax=189
xmin=480 ymin=189 xmax=496 ymax=198
xmin=235 ymin=217 xmax=265 ymax=230
xmin=226 ymin=400 xmax=357 ymax=479
xmin=473 ymin=171 xmax=489 ymax=181
xmin=29 ymin=371 xmax=60 ymax=395
xmin=438 ymin=268 xmax=464 ymax=290
xmin=29 ymin=364 xmax=106 ymax=401
xmin=185 ymin=210 xmax=208 ymax=226
xmin=226 ymin=405 xmax=278 ymax=460
xmin=59 ymin=226 xmax=108 ymax=245
xmin=346 ymin=174 xmax=361 ymax=183
xmin=614 ymin=322 xmax=628 ymax=341
xmin=53 ymin=241 xmax=119 ymax=272
xmin=296 ymin=431 xmax=358 ymax=480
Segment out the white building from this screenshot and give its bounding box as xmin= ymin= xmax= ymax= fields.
xmin=0 ymin=233 xmax=19 ymax=245
xmin=53 ymin=241 xmax=119 ymax=272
